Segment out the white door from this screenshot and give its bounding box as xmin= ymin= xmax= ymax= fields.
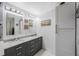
xmin=56 ymin=2 xmax=75 ymax=56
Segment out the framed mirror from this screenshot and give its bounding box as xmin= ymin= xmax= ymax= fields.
xmin=15 ymin=15 xmax=23 ymax=35
xmin=6 ymin=13 xmax=15 ymax=35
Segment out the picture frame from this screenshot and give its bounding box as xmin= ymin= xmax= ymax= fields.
xmin=41 ymin=19 xmax=51 ymax=26
xmin=24 ymin=19 xmax=29 ymax=29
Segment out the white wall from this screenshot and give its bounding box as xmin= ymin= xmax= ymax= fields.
xmin=36 ymin=9 xmax=56 ymax=55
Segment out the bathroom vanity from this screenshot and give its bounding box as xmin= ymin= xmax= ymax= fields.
xmin=4 ymin=36 xmax=42 ymax=56
xmin=0 ymin=35 xmax=42 ymax=56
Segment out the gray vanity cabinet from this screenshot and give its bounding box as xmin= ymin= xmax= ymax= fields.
xmin=4 ymin=37 xmax=42 ymax=56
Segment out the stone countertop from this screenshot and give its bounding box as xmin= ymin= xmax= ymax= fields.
xmin=0 ymin=35 xmax=42 ymax=56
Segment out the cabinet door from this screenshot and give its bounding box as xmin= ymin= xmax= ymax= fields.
xmin=25 ymin=41 xmax=30 ymax=56
xmin=4 ymin=46 xmax=16 ymax=56
xmin=38 ymin=37 xmax=42 ymax=49
xmin=36 ymin=37 xmax=42 ymax=50
xmin=25 ymin=47 xmax=30 ymax=56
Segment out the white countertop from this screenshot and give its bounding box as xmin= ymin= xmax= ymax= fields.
xmin=0 ymin=35 xmax=42 ymax=56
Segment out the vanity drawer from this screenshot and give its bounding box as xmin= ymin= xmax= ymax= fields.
xmin=30 ymin=40 xmax=35 ymax=45
xmin=16 ymin=43 xmax=25 ymax=56
xmin=16 ymin=50 xmax=25 ymax=56
xmin=16 ymin=52 xmax=22 ymax=56
xmin=16 ymin=44 xmax=23 ymax=51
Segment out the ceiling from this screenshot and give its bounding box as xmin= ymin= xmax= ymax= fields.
xmin=8 ymin=2 xmax=59 ymax=16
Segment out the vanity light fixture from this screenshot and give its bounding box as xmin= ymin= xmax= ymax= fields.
xmin=20 ymin=12 xmax=24 ymax=15
xmin=5 ymin=6 xmax=11 ymax=11
xmin=16 ymin=10 xmax=20 ymax=14
xmin=11 ymin=8 xmax=16 ymax=12
xmin=5 ymin=6 xmax=24 ymax=16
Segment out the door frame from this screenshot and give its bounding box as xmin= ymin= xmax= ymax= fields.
xmin=75 ymin=2 xmax=78 ymax=56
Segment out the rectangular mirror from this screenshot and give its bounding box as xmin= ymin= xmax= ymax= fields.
xmin=6 ymin=13 xmax=15 ymax=35
xmin=15 ymin=15 xmax=23 ymax=35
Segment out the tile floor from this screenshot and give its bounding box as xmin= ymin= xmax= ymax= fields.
xmin=35 ymin=49 xmax=54 ymax=56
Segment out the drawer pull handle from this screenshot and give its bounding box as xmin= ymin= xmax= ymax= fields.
xmin=16 ymin=47 xmax=22 ymax=50
xmin=17 ymin=52 xmax=22 ymax=55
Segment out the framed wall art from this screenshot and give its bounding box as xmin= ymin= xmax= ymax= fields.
xmin=41 ymin=19 xmax=51 ymax=26
xmin=29 ymin=19 xmax=33 ymax=27
xmin=24 ymin=19 xmax=29 ymax=29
